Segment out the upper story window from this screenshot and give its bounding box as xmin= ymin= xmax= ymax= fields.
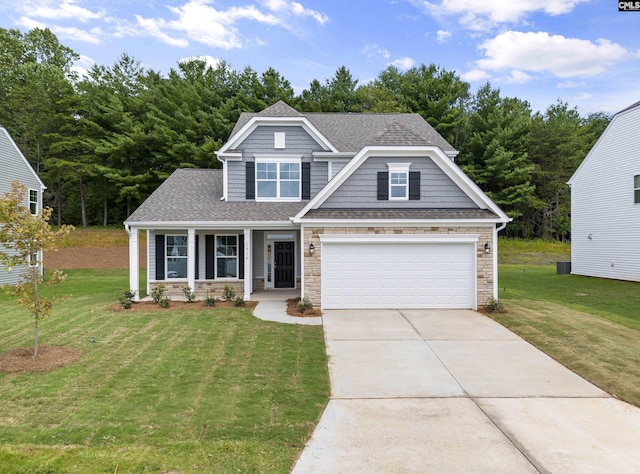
xmin=256 ymin=157 xmax=301 ymax=200
xmin=635 ymin=175 xmax=640 ymax=204
xmin=29 ymin=189 xmax=38 ymax=215
xmin=388 ymin=163 xmax=412 ymax=201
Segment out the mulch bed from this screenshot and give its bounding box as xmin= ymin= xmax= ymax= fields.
xmin=0 ymin=345 xmax=84 ymax=374
xmin=110 ymin=299 xmax=259 ymax=312
xmin=286 ymin=298 xmax=322 ymax=317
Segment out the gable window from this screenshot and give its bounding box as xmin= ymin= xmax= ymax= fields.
xmin=256 ymin=157 xmax=301 ymax=200
xmin=635 ymin=175 xmax=640 ymax=204
xmin=166 ymin=235 xmax=187 ymax=278
xmin=216 ymin=235 xmax=238 ymax=278
xmin=388 ymin=163 xmax=411 ymax=201
xmin=29 ymin=189 xmax=38 ymax=215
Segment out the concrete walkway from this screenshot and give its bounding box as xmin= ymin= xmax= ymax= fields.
xmin=293 ymin=309 xmax=640 ymax=473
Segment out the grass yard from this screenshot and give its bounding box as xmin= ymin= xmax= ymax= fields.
xmin=493 ymin=256 xmax=640 ymax=408
xmin=0 ymin=269 xmax=329 ymax=473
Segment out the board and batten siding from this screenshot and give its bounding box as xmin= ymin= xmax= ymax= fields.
xmin=320 ymin=155 xmax=477 ymax=209
xmin=0 ymin=126 xmax=45 ymax=286
xmin=570 ymin=104 xmax=640 ymax=281
xmin=226 ymin=126 xmax=326 ymax=201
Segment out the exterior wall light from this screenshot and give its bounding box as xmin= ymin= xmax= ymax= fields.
xmin=484 ymin=242 xmax=491 ymax=254
xmin=309 ymin=243 xmax=315 ymax=255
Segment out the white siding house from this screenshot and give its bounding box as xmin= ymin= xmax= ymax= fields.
xmin=568 ymin=100 xmax=640 ymax=281
xmin=0 ymin=126 xmax=46 ymax=285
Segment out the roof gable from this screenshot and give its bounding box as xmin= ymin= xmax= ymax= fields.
xmin=0 ymin=126 xmax=46 ymax=191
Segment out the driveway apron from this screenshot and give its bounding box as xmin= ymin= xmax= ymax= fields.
xmin=292 ymin=309 xmax=640 ymax=473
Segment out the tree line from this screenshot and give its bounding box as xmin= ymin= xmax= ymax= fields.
xmin=0 ymin=27 xmax=610 ymax=239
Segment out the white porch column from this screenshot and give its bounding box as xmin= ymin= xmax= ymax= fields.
xmin=244 ymin=228 xmax=252 ymax=301
xmin=128 ymin=226 xmax=140 ymax=301
xmin=187 ymin=228 xmax=196 ymax=293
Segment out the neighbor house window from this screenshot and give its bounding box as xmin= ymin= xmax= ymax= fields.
xmin=635 ymin=175 xmax=640 ymax=204
xmin=256 ymin=160 xmax=301 ymax=200
xmin=29 ymin=189 xmax=38 ymax=215
xmin=388 ymin=163 xmax=411 ymax=201
xmin=166 ymin=235 xmax=187 ymax=278
xmin=216 ymin=235 xmax=238 ymax=278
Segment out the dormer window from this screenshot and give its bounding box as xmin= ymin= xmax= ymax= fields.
xmin=274 ymin=132 xmax=285 ymax=149
xmin=388 ymin=163 xmax=412 ymax=201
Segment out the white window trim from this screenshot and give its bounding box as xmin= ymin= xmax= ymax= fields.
xmin=28 ymin=188 xmax=38 ymax=215
xmin=215 ymin=234 xmax=239 ymax=280
xmin=255 ymin=155 xmax=303 ymax=202
xmin=166 ymin=234 xmax=188 ymax=280
xmin=387 ymin=163 xmax=411 ymax=201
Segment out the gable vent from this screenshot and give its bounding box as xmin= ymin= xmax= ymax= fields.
xmin=274 ymin=132 xmax=285 ymax=149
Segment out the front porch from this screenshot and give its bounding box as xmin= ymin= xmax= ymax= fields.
xmin=126 ymin=226 xmax=303 ymax=302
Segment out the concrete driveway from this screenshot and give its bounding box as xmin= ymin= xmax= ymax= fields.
xmin=292 ymin=309 xmax=640 ymax=473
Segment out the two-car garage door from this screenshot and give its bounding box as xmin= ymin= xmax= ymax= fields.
xmin=321 ymin=241 xmax=476 ymax=309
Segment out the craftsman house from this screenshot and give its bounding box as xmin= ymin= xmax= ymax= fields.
xmin=0 ymin=126 xmax=46 ymax=285
xmin=125 ymin=101 xmax=510 ymax=309
xmin=568 ymin=100 xmax=640 ymax=281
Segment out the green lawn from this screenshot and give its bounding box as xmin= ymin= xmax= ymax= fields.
xmin=0 ymin=269 xmax=329 ymax=473
xmin=494 ymin=263 xmax=640 ymax=407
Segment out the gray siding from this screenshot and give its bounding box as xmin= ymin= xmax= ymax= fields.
xmin=253 ymin=231 xmax=265 ymax=278
xmin=320 ymin=156 xmax=477 ymax=209
xmin=0 ymin=127 xmax=45 ymax=286
xmin=227 ymin=126 xmax=325 ymax=201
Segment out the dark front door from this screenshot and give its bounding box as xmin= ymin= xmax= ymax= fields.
xmin=274 ymin=241 xmax=295 ymax=288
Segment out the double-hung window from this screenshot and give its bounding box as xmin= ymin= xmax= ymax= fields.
xmin=256 ymin=157 xmax=301 ymax=200
xmin=166 ymin=235 xmax=187 ymax=278
xmin=29 ymin=189 xmax=38 ymax=215
xmin=388 ymin=163 xmax=411 ymax=201
xmin=216 ymin=235 xmax=238 ymax=278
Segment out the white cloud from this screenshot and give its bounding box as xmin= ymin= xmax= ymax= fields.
xmin=436 ymin=30 xmax=451 ymax=43
xmin=135 ymin=16 xmax=189 ymax=47
xmin=557 ymin=80 xmax=587 ymax=89
xmin=262 ymin=0 xmax=329 ymax=24
xmin=389 ymin=56 xmax=415 ymax=70
xmin=505 ymin=69 xmax=532 ymax=84
xmin=573 ymin=92 xmax=593 ymax=102
xmin=476 ymin=31 xmax=628 ymax=78
xmin=22 ymin=0 xmax=105 ymax=23
xmin=17 ymin=15 xmax=102 ymax=43
xmin=461 ymin=68 xmax=490 ymax=82
xmin=361 ymin=43 xmax=391 ymax=59
xmin=71 ymin=54 xmax=95 ymax=79
xmin=421 ymin=0 xmax=589 ymax=31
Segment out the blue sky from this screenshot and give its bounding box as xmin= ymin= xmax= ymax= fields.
xmin=1 ymin=0 xmax=639 ymax=115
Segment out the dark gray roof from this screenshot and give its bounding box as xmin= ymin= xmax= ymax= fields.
xmin=230 ymin=101 xmax=455 ymax=153
xmin=301 ymin=208 xmax=498 ymax=220
xmin=125 ymin=169 xmax=306 ymax=224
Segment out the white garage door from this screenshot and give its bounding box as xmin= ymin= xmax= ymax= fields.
xmin=321 ymin=242 xmax=476 ymax=309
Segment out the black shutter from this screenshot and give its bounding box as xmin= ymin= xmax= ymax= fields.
xmin=155 ymin=234 xmax=165 ymax=280
xmin=302 ymin=162 xmax=311 ymax=200
xmin=238 ymin=234 xmax=245 ymax=280
xmin=205 ymin=235 xmax=215 ymax=279
xmin=246 ymin=162 xmax=255 ymax=200
xmin=195 ymin=235 xmax=200 ymax=280
xmin=409 ymin=171 xmax=421 ymax=200
xmin=377 ymin=172 xmax=389 ymax=200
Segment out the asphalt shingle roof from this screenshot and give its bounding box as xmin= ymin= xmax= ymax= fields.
xmin=302 ymin=208 xmax=498 ymax=220
xmin=230 ymin=101 xmax=456 ymax=153
xmin=125 ymin=169 xmax=306 ymax=224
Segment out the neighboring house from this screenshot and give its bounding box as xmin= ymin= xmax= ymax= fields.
xmin=125 ymin=101 xmax=510 ymax=309
xmin=0 ymin=126 xmax=46 ymax=285
xmin=568 ymin=99 xmax=640 ymax=281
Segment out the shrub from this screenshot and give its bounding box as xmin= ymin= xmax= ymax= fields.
xmin=222 ymin=284 xmax=236 ymax=301
xmin=182 ymin=285 xmax=196 ymax=302
xmin=119 ymin=289 xmax=136 ymax=309
xmin=296 ymin=297 xmax=314 ymax=314
xmin=485 ymin=297 xmax=504 ymax=313
xmin=158 ymin=296 xmax=170 ymax=308
xmin=151 ymin=284 xmax=166 ymax=305
xmin=234 ymin=296 xmax=245 ymax=307
xmin=203 ymin=291 xmax=217 ymax=307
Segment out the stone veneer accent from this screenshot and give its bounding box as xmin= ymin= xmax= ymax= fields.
xmin=303 ymin=226 xmax=495 ymax=308
xmin=149 ymin=281 xmax=244 ymax=299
